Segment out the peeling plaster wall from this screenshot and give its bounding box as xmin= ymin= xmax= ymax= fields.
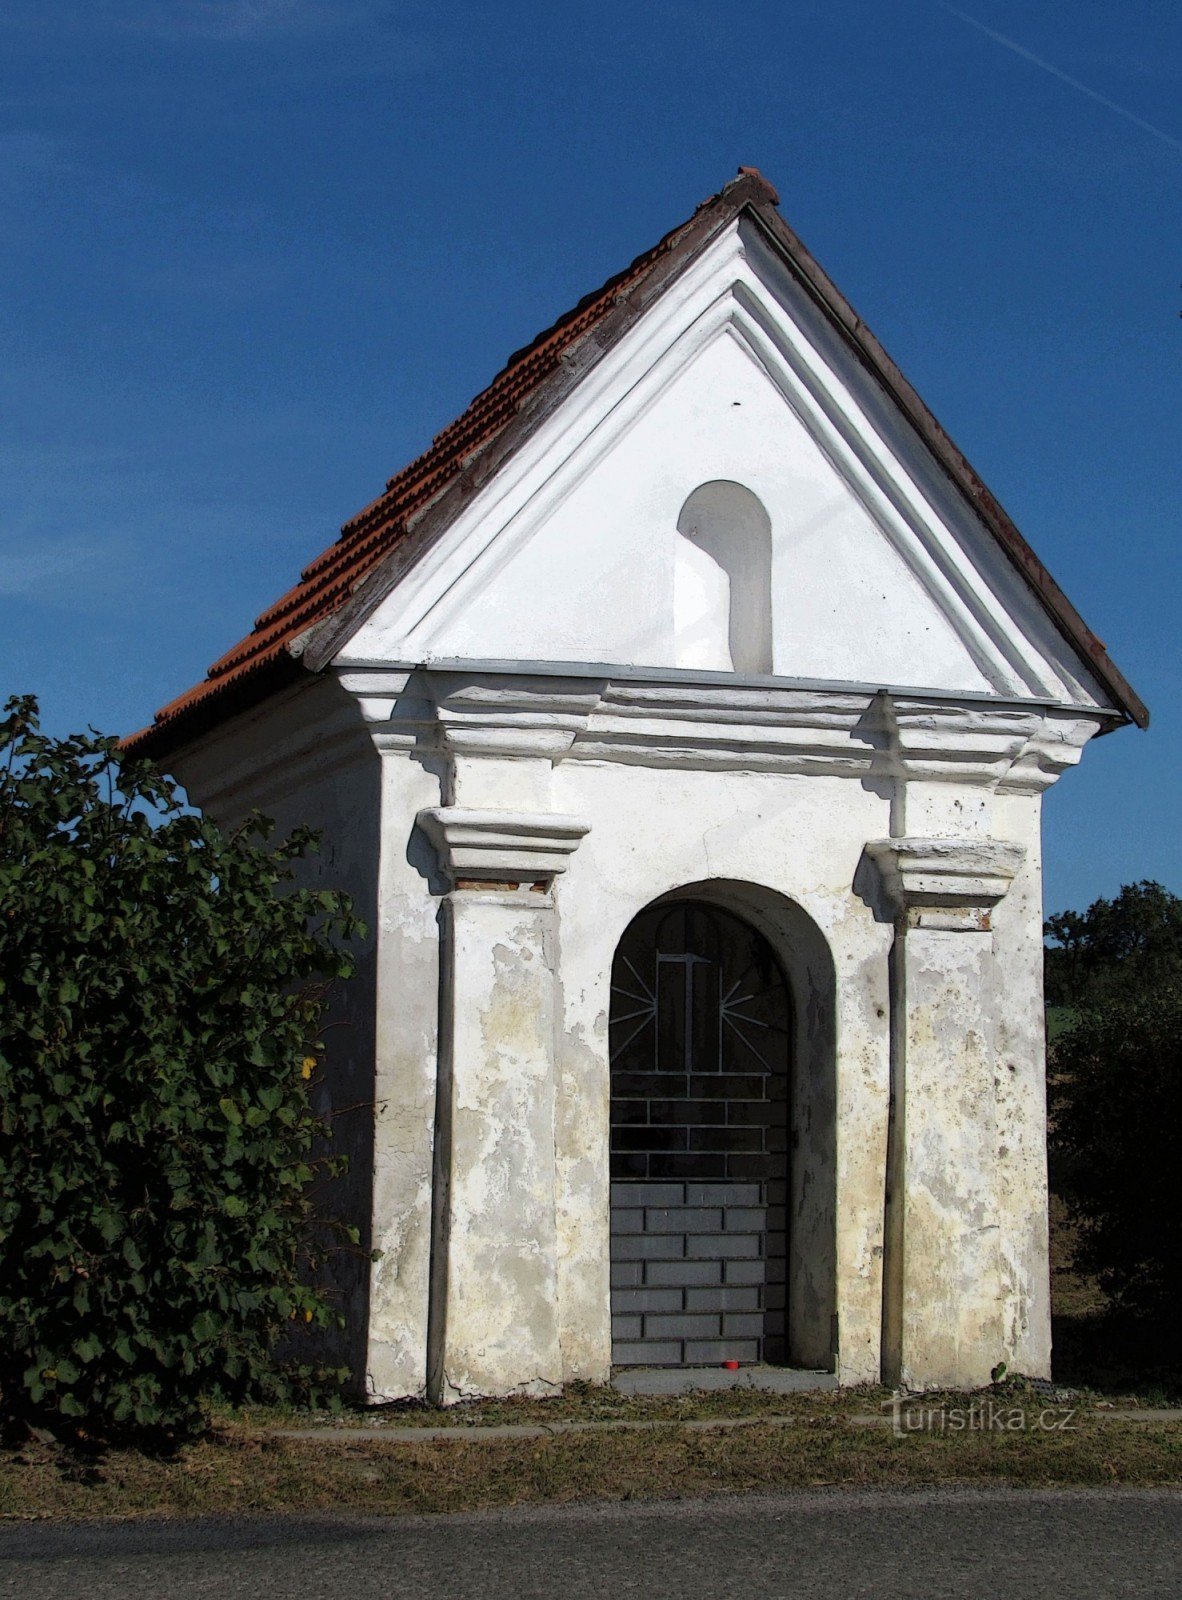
xmin=430 ymin=896 xmax=562 ymax=1401
xmin=170 ymin=678 xmax=1072 ymax=1401
xmin=361 ymin=739 xmax=1063 ymax=1398
xmin=989 ymin=792 xmax=1053 ymax=1379
xmin=365 ymin=750 xmax=443 ymax=1399
xmin=888 ymin=924 xmax=1006 ymax=1389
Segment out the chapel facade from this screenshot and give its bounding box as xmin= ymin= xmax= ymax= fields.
xmin=129 ymin=170 xmax=1146 ymax=1401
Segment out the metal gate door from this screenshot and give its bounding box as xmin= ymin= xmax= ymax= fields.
xmin=609 ymin=901 xmax=791 ymax=1366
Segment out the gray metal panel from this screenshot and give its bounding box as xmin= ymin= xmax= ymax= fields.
xmin=610 ymin=1179 xmax=782 ymax=1366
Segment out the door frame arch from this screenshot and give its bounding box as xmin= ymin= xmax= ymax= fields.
xmin=606 ymin=878 xmax=837 ymax=1370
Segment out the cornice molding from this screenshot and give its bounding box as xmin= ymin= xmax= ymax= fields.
xmin=339 ymin=666 xmax=1103 ymax=794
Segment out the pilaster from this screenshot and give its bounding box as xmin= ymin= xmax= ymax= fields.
xmin=428 ymin=879 xmax=565 ymax=1401
xmin=866 ymin=835 xmax=1026 ymax=1390
xmin=413 ymin=680 xmax=591 ymax=1401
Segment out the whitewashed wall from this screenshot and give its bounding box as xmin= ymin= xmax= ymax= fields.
xmin=315 ymin=671 xmax=1103 ymax=1400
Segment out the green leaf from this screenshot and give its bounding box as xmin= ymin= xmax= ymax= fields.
xmin=96 ymin=1210 xmax=124 ymax=1245
xmin=191 ymin=1311 xmax=217 ymax=1342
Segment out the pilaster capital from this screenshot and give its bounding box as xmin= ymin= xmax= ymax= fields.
xmin=864 ymin=836 xmax=1026 ymax=932
xmin=418 ymin=806 xmax=590 ymax=891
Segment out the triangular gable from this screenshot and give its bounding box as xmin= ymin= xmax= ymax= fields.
xmin=331 ymin=219 xmax=1106 ymax=709
xmin=126 ymin=170 xmax=1146 ymax=756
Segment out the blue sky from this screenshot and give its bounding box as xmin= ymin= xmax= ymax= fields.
xmin=1 ymin=0 xmax=1178 ymax=915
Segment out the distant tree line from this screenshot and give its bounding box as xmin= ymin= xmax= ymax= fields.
xmin=1047 ymin=880 xmax=1182 ymax=1325
xmin=1045 ymin=879 xmax=1182 ymax=1011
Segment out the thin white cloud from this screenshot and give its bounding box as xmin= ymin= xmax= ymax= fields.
xmin=125 ymin=0 xmax=359 ymax=42
xmin=0 ymin=0 xmax=400 ymax=44
xmin=938 ymin=3 xmax=1182 ymax=153
xmin=0 ymin=539 xmax=106 ymax=598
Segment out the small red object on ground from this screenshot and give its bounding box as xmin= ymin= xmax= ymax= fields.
xmin=724 ymin=1360 xmax=740 ymax=1370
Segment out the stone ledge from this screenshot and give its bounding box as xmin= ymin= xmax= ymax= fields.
xmin=417 ymin=806 xmax=590 ymax=888
xmin=863 ymin=836 xmax=1026 ymax=931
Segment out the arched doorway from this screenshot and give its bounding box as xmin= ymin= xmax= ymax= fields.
xmin=609 ymin=898 xmax=793 ymax=1366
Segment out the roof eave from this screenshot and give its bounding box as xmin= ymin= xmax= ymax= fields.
xmin=120 ymin=650 xmax=307 ymax=763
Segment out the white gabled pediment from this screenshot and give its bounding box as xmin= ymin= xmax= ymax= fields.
xmin=336 ymin=219 xmax=1111 ymax=714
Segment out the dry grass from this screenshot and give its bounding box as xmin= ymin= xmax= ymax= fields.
xmin=3 ymin=1404 xmax=1181 ymax=1524
xmin=231 ymin=1381 xmax=870 ymax=1434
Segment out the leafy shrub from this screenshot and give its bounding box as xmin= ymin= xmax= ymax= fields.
xmin=1049 ymin=986 xmax=1182 ymax=1322
xmin=0 ymin=696 xmax=364 ymax=1441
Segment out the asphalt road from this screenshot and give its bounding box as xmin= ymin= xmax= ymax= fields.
xmin=1 ymin=1487 xmax=1180 ymax=1598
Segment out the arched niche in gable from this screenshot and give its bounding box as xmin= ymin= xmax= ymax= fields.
xmin=674 ymin=480 xmax=773 ymax=674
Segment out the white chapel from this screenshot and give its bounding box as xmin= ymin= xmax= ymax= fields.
xmin=129 ymin=169 xmax=1146 ymax=1402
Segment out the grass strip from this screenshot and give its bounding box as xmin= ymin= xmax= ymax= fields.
xmin=3 ymin=1406 xmax=1180 ymax=1523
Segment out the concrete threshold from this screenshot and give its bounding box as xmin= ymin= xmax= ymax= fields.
xmin=611 ymin=1365 xmax=838 ymax=1397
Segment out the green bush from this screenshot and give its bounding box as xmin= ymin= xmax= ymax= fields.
xmin=0 ymin=695 xmax=364 ymax=1441
xmin=1050 ymin=986 xmax=1182 ymax=1322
